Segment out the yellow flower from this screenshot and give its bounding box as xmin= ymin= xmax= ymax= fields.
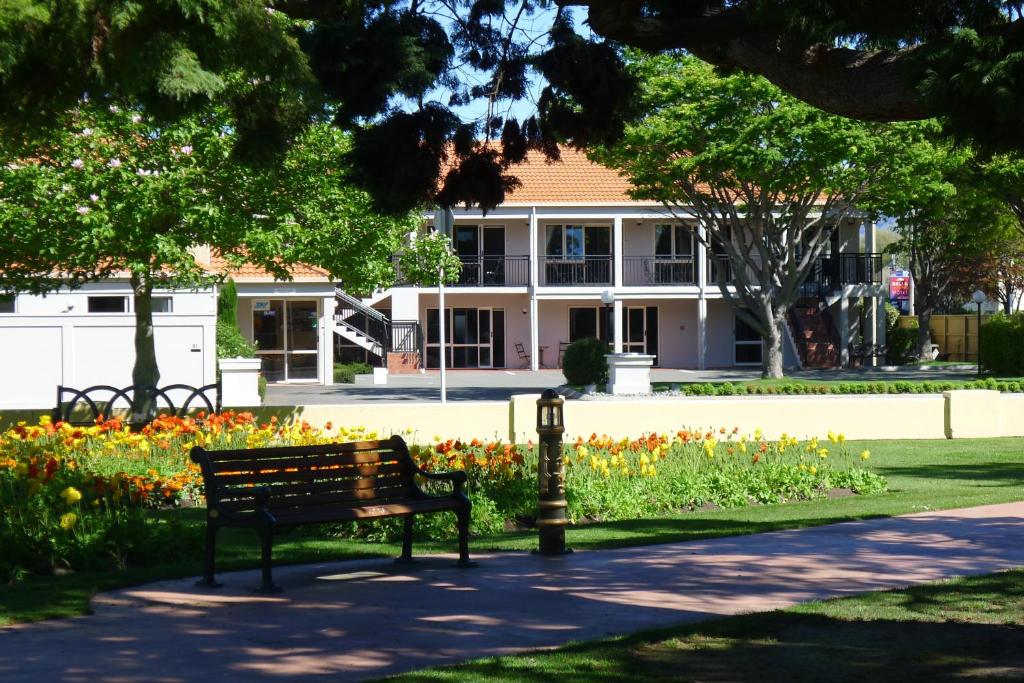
xmin=828 ymin=431 xmax=837 ymax=444
xmin=817 ymin=448 xmax=829 ymax=459
xmin=809 ymin=465 xmax=818 ymax=475
xmin=648 ymin=466 xmax=657 ymax=477
xmin=60 ymin=486 xmax=82 ymax=505
xmin=754 ymin=428 xmax=763 ymax=440
xmin=837 ymin=433 xmax=846 ymax=444
xmin=59 ymin=512 xmax=78 ymax=530
xmin=860 ymin=449 xmax=871 ymax=461
xmin=577 ymin=445 xmax=588 ymax=458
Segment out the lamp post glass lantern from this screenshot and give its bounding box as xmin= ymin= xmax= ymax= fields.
xmin=972 ymin=290 xmax=986 ymax=375
xmin=535 ymin=389 xmax=570 ymax=555
xmin=601 ymin=289 xmax=614 ymax=350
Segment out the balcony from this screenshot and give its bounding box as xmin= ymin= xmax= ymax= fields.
xmin=707 ymin=255 xmax=734 ymax=284
xmin=623 ymin=256 xmax=696 ymax=286
xmin=802 ymin=253 xmax=883 ymax=295
xmin=452 ymin=255 xmax=529 ymax=287
xmin=541 ymin=256 xmax=613 ymax=286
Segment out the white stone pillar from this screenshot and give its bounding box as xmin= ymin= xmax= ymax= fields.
xmin=219 ymin=358 xmax=263 ymax=407
xmin=613 ymin=298 xmax=624 ymax=353
xmin=613 ymin=216 xmax=623 ymax=288
xmin=321 ymin=295 xmax=335 ymax=384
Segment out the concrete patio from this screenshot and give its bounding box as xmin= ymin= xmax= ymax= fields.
xmin=2 ymin=501 xmax=1023 ymax=682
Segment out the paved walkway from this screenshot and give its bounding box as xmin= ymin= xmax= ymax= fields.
xmin=266 ymin=365 xmax=979 ymax=404
xmin=3 ymin=502 xmax=1024 ymax=682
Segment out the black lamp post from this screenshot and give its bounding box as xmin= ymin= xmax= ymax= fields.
xmin=535 ymin=389 xmax=571 ymax=555
xmin=972 ymin=290 xmax=986 ymax=376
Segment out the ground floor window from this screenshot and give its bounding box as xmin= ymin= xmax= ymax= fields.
xmin=568 ymin=306 xmax=659 ymax=365
xmin=253 ymin=299 xmax=320 ymax=382
xmin=734 ymin=315 xmax=763 ymax=365
xmin=426 ymin=307 xmax=505 ymax=369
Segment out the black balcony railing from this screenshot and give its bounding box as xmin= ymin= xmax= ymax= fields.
xmin=453 ymin=255 xmax=530 ymax=286
xmin=803 ymin=253 xmax=883 ymax=293
xmin=541 ymin=256 xmax=613 ymax=286
xmin=707 ymin=255 xmax=734 ymax=284
xmin=623 ymin=256 xmax=696 ymax=285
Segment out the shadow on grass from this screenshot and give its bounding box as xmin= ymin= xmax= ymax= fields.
xmin=384 ymin=571 xmax=1024 ymax=683
xmin=877 ymin=460 xmax=1024 ymax=488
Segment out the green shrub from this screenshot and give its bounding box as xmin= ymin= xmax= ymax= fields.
xmin=334 ymin=362 xmax=373 ymax=384
xmin=886 ymin=320 xmax=919 ymax=364
xmin=562 ymin=338 xmax=610 ymax=386
xmin=980 ymin=313 xmax=1024 ymax=376
xmin=215 ymin=279 xmax=256 ymax=360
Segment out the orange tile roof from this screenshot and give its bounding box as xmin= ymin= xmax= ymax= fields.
xmin=206 ymin=254 xmax=331 ymax=282
xmin=501 ymin=147 xmax=643 ymax=204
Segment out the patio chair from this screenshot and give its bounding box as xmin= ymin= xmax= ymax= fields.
xmin=514 ymin=342 xmax=531 ymax=369
xmin=557 ymin=341 xmax=570 ymax=367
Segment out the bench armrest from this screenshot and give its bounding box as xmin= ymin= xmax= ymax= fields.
xmin=415 ymin=468 xmax=467 ymax=494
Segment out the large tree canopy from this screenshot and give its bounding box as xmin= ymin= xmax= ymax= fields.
xmin=598 ymin=54 xmax=927 ymax=378
xmin=0 ymin=99 xmax=418 ymax=408
xmin=5 ymin=2 xmax=1023 ymax=213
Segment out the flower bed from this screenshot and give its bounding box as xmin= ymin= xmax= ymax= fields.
xmin=0 ymin=415 xmax=884 ymax=582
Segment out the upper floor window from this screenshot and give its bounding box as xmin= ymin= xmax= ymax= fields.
xmin=545 ymin=225 xmax=610 ymax=259
xmin=0 ymin=294 xmax=14 ymax=314
xmin=87 ymin=296 xmax=128 ymax=313
xmin=655 ymin=224 xmax=694 ymax=259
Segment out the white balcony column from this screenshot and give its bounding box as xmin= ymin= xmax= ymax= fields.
xmin=865 ymin=220 xmax=879 ymax=364
xmin=529 ymin=294 xmax=540 ymax=371
xmin=613 ymin=298 xmax=624 ymax=353
xmin=696 ymin=221 xmax=708 ymax=290
xmin=613 ymin=216 xmax=623 ymax=288
xmin=697 ymin=297 xmax=707 ymax=370
xmin=529 ymin=206 xmax=539 ymax=288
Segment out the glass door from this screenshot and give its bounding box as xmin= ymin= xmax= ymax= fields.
xmin=286 ymin=300 xmax=319 ymax=380
xmin=482 ymin=226 xmax=505 ymax=285
xmin=425 ymin=307 xmax=504 ymax=368
xmin=253 ymin=300 xmax=319 ymax=382
xmin=454 ymin=225 xmax=481 ymax=285
xmin=622 ymin=306 xmax=659 ymax=365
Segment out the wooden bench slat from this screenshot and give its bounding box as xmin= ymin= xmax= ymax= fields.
xmin=271 ymin=496 xmax=461 ymax=523
xmin=204 ymin=439 xmax=397 ymax=462
xmin=213 ymin=461 xmax=408 ymax=487
xmin=217 ymin=482 xmax=415 ymax=512
xmin=217 ymin=472 xmax=409 ymax=502
xmin=210 ymin=449 xmax=400 ymax=473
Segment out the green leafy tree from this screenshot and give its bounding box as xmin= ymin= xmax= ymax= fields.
xmin=0 ymin=99 xmax=417 ymax=416
xmin=397 ymin=231 xmax=462 ymax=287
xmin=869 ymin=139 xmax=1017 ymax=357
xmin=599 ymin=54 xmax=917 ymax=378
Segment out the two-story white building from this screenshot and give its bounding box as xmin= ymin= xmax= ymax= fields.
xmin=335 ymin=148 xmax=886 ymax=374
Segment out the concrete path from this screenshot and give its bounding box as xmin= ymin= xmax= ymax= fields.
xmin=265 ymin=366 xmax=980 ymax=404
xmin=3 ymin=502 xmax=1024 ymax=682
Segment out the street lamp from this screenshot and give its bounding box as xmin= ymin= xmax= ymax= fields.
xmin=972 ymin=289 xmax=986 ymax=376
xmin=535 ymin=389 xmax=570 ymax=555
xmin=601 ymin=289 xmax=615 ymax=350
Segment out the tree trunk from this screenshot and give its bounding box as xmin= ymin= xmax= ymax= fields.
xmin=916 ymin=305 xmax=934 ymax=360
xmin=130 ymin=273 xmax=160 ymax=422
xmin=762 ymin=313 xmax=786 ymax=379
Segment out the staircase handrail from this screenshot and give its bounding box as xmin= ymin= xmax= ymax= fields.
xmin=335 ymin=287 xmax=389 ymax=323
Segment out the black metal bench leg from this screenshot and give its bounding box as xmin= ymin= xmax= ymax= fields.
xmin=455 ymin=502 xmax=477 ymax=568
xmin=257 ymin=526 xmax=283 ymax=593
xmin=395 ymin=515 xmax=415 ymax=565
xmin=196 ymin=522 xmax=222 ymax=588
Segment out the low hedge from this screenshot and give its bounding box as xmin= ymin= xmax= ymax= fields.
xmin=980 ymin=313 xmax=1024 ymax=376
xmin=663 ymin=377 xmax=1022 ymax=397
xmin=334 ymin=361 xmax=373 ymax=384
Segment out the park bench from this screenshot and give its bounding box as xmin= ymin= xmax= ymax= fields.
xmin=850 ymin=344 xmax=888 ymax=367
xmin=189 ymin=435 xmax=474 ymax=592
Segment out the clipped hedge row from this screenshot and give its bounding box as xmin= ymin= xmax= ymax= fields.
xmin=663 ymin=377 xmax=1022 ymax=397
xmin=980 ymin=313 xmax=1024 ymax=377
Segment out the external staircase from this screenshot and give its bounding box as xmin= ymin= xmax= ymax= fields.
xmin=333 ymin=288 xmax=423 ymax=366
xmin=787 ymin=283 xmax=842 ymax=369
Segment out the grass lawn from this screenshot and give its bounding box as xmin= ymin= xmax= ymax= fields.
xmin=3 ymin=437 xmax=1024 ymax=626
xmin=378 ymin=569 xmax=1024 ymax=682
